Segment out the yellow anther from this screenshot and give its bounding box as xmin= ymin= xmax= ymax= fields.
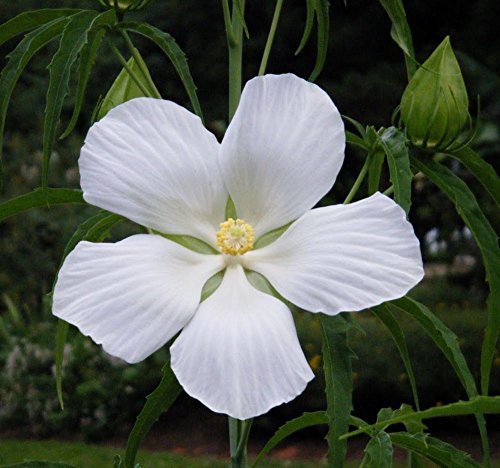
xmin=216 ymin=218 xmax=255 ymax=256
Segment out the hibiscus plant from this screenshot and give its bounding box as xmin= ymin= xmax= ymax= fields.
xmin=0 ymin=1 xmax=498 ymax=467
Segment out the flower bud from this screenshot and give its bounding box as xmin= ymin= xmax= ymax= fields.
xmin=400 ymin=36 xmax=469 ymax=150
xmin=97 ymin=0 xmax=154 ymax=13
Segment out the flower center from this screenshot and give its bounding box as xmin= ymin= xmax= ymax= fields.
xmin=216 ymin=218 xmax=255 ymax=256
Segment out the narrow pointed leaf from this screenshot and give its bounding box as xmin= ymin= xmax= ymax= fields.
xmin=121 ymin=22 xmax=203 ymax=121
xmin=53 ymin=210 xmax=124 ymax=409
xmin=411 ymin=155 xmax=500 ymax=396
xmin=362 ymin=431 xmax=393 ymax=468
xmin=60 ymin=28 xmax=106 ymax=139
xmin=55 ymin=319 xmax=69 ymax=410
xmin=320 ymin=314 xmax=355 ymax=467
xmin=0 ymin=9 xmax=79 ymax=47
xmin=252 ymin=411 xmax=328 ymax=467
xmin=377 ymin=0 xmax=416 ymax=80
xmin=295 ymin=0 xmax=315 ymax=55
xmin=98 ymin=52 xmax=159 ymax=120
xmin=447 ymin=146 xmax=500 ymax=207
xmin=368 ymin=150 xmax=385 ymax=195
xmin=390 ymin=433 xmax=481 ymax=467
xmin=309 ymin=0 xmax=330 ymax=82
xmin=42 ymin=9 xmax=115 ymax=188
xmin=0 ymin=188 xmax=84 ymax=221
xmin=125 ymin=362 xmax=182 ymax=468
xmin=378 ymin=127 xmax=412 ymax=215
xmin=0 ymin=17 xmax=70 ymax=185
xmin=343 ymin=396 xmax=500 ymax=439
xmin=372 ymin=304 xmax=419 ymax=409
xmin=346 ymin=131 xmax=368 ymax=150
xmin=391 ymin=296 xmax=490 ymax=460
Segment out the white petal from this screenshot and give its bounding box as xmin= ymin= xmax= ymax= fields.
xmin=244 ymin=193 xmax=424 ymax=314
xmin=220 ymin=74 xmax=345 ymax=237
xmin=53 ymin=235 xmax=224 ymax=363
xmin=170 ymin=265 xmax=314 ymax=420
xmin=80 ymin=98 xmax=227 ymax=245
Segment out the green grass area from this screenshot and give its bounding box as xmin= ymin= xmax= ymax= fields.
xmin=0 ymin=439 xmax=324 ymax=468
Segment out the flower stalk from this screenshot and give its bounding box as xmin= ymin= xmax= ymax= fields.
xmin=226 ymin=0 xmax=245 ymax=121
xmin=258 ymin=0 xmax=285 ymax=76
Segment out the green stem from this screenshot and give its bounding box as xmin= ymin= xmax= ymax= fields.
xmin=343 ymin=157 xmax=370 ymax=204
xmin=227 ymin=0 xmax=245 ymax=121
xmin=383 ymin=185 xmax=394 ymax=196
xmin=108 ymin=35 xmax=152 ymax=97
xmin=119 ymin=29 xmax=162 ymax=98
xmin=258 ymin=0 xmax=284 ymax=75
xmin=222 ymin=0 xmax=237 ymax=46
xmin=229 ymin=417 xmax=251 ymax=467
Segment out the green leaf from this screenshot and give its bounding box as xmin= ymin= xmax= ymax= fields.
xmin=342 ymin=395 xmax=500 ymax=440
xmin=411 ymin=155 xmax=500 ymax=396
xmin=390 ymin=433 xmax=481 ymax=467
xmin=309 ymin=0 xmax=330 ymax=82
xmin=252 ymin=411 xmax=328 ymax=467
xmin=124 ymin=362 xmax=182 ymax=468
xmin=371 ymin=304 xmax=419 ymax=410
xmin=0 ymin=188 xmax=84 ymax=221
xmin=362 ymin=431 xmax=393 ymax=468
xmin=0 ymin=8 xmax=79 ymax=47
xmin=320 ymin=314 xmax=355 ymax=467
xmin=377 ymin=0 xmax=416 ymax=80
xmin=368 ymin=150 xmax=385 ymax=195
xmin=97 ymin=51 xmax=159 ymax=119
xmin=121 ymin=22 xmax=203 ymax=121
xmin=0 ymin=17 xmax=70 ymax=185
xmin=295 ymin=0 xmax=315 ymax=55
xmin=447 ymin=146 xmax=500 ymax=207
xmin=378 ymin=127 xmax=412 ymax=215
xmin=42 ymin=10 xmax=115 ymax=188
xmin=60 ymin=27 xmax=106 ymax=139
xmin=346 ymin=130 xmax=368 ymax=150
xmin=55 ymin=319 xmax=69 ymax=410
xmin=53 ymin=210 xmax=124 ymax=409
xmin=161 ymin=233 xmax=218 ymax=255
xmin=391 ymin=296 xmax=490 ymax=460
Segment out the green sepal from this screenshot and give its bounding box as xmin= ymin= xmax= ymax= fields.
xmin=97 ymin=48 xmax=159 ymax=119
xmin=200 ymin=270 xmax=225 ymax=302
xmin=254 ymin=221 xmax=292 ymax=249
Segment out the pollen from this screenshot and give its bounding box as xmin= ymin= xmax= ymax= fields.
xmin=216 ymin=218 xmax=255 ymax=256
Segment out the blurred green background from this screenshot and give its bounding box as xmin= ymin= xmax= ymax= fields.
xmin=0 ymin=0 xmax=498 ymax=447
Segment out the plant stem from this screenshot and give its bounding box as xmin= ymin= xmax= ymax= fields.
xmin=119 ymin=29 xmax=162 ymax=98
xmin=258 ymin=0 xmax=284 ymax=75
xmin=343 ymin=157 xmax=370 ymax=204
xmin=229 ymin=417 xmax=252 ymax=467
xmin=107 ymin=35 xmax=152 ymax=97
xmin=227 ymin=0 xmax=245 ymax=121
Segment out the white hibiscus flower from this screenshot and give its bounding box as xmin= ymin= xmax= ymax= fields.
xmin=53 ymin=74 xmax=424 ymax=420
